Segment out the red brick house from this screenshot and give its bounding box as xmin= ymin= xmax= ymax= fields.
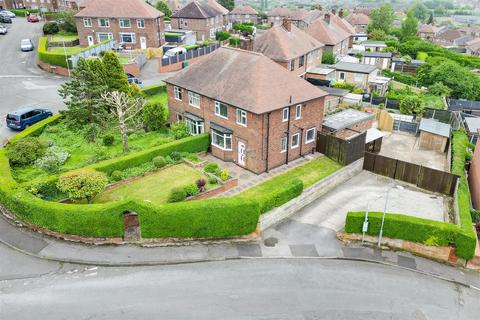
xmin=164 ymin=47 xmax=328 ymax=174
xmin=74 ymin=0 xmax=164 ymax=49
xmin=306 ymin=13 xmax=353 ymax=57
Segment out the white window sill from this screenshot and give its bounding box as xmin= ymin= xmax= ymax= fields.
xmin=211 ymin=144 xmax=232 ymax=151
xmin=236 ymin=122 xmax=247 ymax=127
xmin=175 ymin=97 xmax=182 ymax=101
xmin=305 ymin=139 xmax=315 ymax=144
xmin=189 ymin=104 xmax=200 ymax=108
xmin=215 ymin=114 xmax=228 ymax=120
xmin=291 ymin=145 xmax=299 ymax=149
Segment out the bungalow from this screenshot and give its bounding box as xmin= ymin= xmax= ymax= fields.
xmin=170 ymin=0 xmax=226 ymax=41
xmin=253 ymin=18 xmax=324 ymax=77
xmin=164 ymin=47 xmax=328 ymax=174
xmin=363 ymin=41 xmax=387 ymax=52
xmin=306 ymin=13 xmax=351 ymax=57
xmin=229 ymin=4 xmax=257 ymax=24
xmin=331 ymin=62 xmax=378 ymax=91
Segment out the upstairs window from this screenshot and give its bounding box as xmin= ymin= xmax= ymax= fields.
xmin=188 ymin=91 xmax=200 ymax=108
xmin=299 ymin=55 xmax=305 ymax=67
xmin=83 ymin=18 xmax=92 ymax=27
xmin=295 ymin=104 xmax=302 ymax=120
xmin=98 ymin=18 xmax=110 ymax=27
xmin=137 ymin=19 xmax=145 ymax=28
xmin=215 ymin=101 xmax=228 ymax=119
xmin=119 ymin=19 xmax=131 ymax=28
xmin=282 ymin=107 xmax=289 ymax=122
xmin=174 ymin=86 xmax=182 ymax=100
xmin=236 ymin=109 xmax=247 ymax=126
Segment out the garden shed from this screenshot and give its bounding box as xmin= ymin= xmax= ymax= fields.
xmin=418 ymin=118 xmax=450 ymax=152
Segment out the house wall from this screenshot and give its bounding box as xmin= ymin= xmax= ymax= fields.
xmin=166 ymin=83 xmax=325 ymax=174
xmin=170 ymin=15 xmax=224 ymax=41
xmin=469 ymin=136 xmax=480 ymax=209
xmin=228 ymin=13 xmax=257 ymax=24
xmin=76 ymin=16 xmax=164 ymax=49
xmin=273 ymin=48 xmax=323 ymax=77
xmin=363 ymin=56 xmax=390 ymax=70
xmin=22 ymin=0 xmax=58 ymax=10
xmin=335 ymin=70 xmax=370 ymax=90
xmin=323 ymin=119 xmax=373 ymax=139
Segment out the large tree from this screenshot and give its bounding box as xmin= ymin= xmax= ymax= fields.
xmin=155 ymin=0 xmax=172 ymax=19
xmin=411 ymin=1 xmax=429 ymax=21
xmin=401 ymin=10 xmax=418 ymax=40
xmin=218 ymin=0 xmax=234 ymax=11
xmin=367 ymin=4 xmax=395 ymax=34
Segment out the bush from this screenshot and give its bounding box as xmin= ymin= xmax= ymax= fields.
xmin=220 ymin=169 xmax=229 ymax=181
xmin=399 ymin=95 xmax=424 ymax=115
xmin=6 ymin=137 xmax=48 ymax=166
xmin=102 ymin=134 xmax=114 ymax=146
xmin=229 ymin=37 xmax=240 ymax=46
xmin=152 ymin=156 xmax=167 ymax=168
xmin=9 ymin=114 xmax=61 ymax=144
xmin=196 ymin=178 xmax=206 ymax=192
xmin=110 ymin=170 xmax=123 ymax=182
xmin=204 ymin=162 xmax=220 ymax=174
xmin=43 ymin=22 xmax=59 ymax=35
xmin=56 ymin=169 xmax=108 ymax=203
xmin=215 ymin=31 xmax=231 ymax=41
xmin=183 ymin=183 xmax=199 ymax=197
xmin=167 ymin=187 xmax=186 ymax=203
xmin=333 ymin=82 xmax=355 ymax=92
xmin=143 ymin=102 xmax=167 ymax=131
xmin=171 ymin=121 xmax=190 ymax=140
xmin=208 ymin=176 xmax=218 ymax=184
xmin=322 ymin=51 xmax=336 ymax=64
xmin=170 ymin=151 xmax=181 ymax=162
xmin=34 ymin=146 xmax=70 ymax=173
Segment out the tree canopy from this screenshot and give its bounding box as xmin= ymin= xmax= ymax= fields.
xmin=155 ymin=0 xmax=172 ymax=18
xmin=367 ymin=4 xmax=395 ymax=34
xmin=401 ymin=10 xmax=418 ymax=40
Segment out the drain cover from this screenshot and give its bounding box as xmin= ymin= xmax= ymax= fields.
xmin=263 ymin=237 xmax=278 ymax=247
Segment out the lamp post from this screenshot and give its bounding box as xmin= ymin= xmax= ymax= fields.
xmin=378 ymin=184 xmax=404 ymax=247
xmin=62 ymin=41 xmax=71 ymax=77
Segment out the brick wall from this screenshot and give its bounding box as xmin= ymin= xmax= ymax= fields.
xmin=76 ymin=16 xmax=164 ymax=49
xmin=170 ymin=15 xmax=224 ymax=41
xmin=228 ymin=14 xmax=258 ymax=24
xmin=167 ymin=83 xmax=325 ymax=174
xmin=272 ymin=48 xmax=323 ymax=77
xmin=323 ymin=119 xmax=373 ymax=139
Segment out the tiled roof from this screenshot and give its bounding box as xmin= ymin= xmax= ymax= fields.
xmin=267 ymin=7 xmax=291 ymax=17
xmin=207 ymin=0 xmax=229 ymax=15
xmin=167 ymin=0 xmax=183 ymax=12
xmin=436 ymin=29 xmax=463 ymax=41
xmin=164 ymin=47 xmax=327 ymax=114
xmin=300 ymin=9 xmax=324 ymax=25
xmin=254 ymin=23 xmax=324 ymax=61
xmin=333 ymin=62 xmax=377 ymax=73
xmin=346 ymin=12 xmax=370 ymax=25
xmin=75 ymin=0 xmax=163 ymax=18
xmin=306 ymin=17 xmax=350 ymax=45
xmin=230 ymin=5 xmax=257 ymax=15
xmin=330 ymin=14 xmax=356 ymax=35
xmin=172 ymin=0 xmax=222 ymax=19
xmin=290 ymin=8 xmax=309 ymax=21
xmin=419 ymin=24 xmax=440 ymax=34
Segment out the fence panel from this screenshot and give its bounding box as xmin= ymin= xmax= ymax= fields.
xmin=394 ymin=160 xmax=420 ymax=185
xmin=372 ymin=154 xmax=397 ymax=178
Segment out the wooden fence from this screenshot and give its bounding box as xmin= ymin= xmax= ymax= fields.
xmin=317 ymin=132 xmax=366 ymax=165
xmin=363 ymin=152 xmax=459 ymax=196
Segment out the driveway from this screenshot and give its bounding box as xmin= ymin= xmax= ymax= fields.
xmin=0 ymin=17 xmax=65 ymax=142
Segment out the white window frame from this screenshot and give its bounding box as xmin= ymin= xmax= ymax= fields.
xmin=119 ymin=18 xmax=131 ymax=28
xmin=98 ymin=18 xmax=110 ymax=28
xmin=295 ymin=104 xmax=301 ymax=120
xmin=305 ymin=128 xmax=316 ymax=143
xmin=83 ymin=18 xmax=92 ymax=27
xmin=299 ymin=55 xmax=305 ymax=67
xmin=174 ymin=86 xmax=182 ymax=101
xmin=96 ymin=32 xmax=113 ymax=42
xmin=137 ymin=18 xmax=145 ymax=28
xmin=288 ymin=60 xmax=294 ymax=71
xmin=211 ymin=130 xmax=232 ymax=151
xmin=339 ymin=71 xmax=346 ymax=82
xmin=236 ymin=108 xmax=247 ymax=126
xmin=307 ymin=52 xmax=312 ymax=63
xmin=214 ymin=101 xmax=228 ymax=119
xmin=282 ymin=107 xmax=289 ymax=122
xmin=186 ymin=118 xmax=204 ymax=136
xmin=119 ymin=32 xmax=136 ymax=44
xmin=291 ymin=133 xmax=300 ymax=149
xmin=280 ymin=136 xmax=287 ymax=153
xmin=188 ymin=91 xmax=200 ymax=108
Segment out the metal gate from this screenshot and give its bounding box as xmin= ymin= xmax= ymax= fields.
xmin=393 ymin=119 xmax=419 ymax=133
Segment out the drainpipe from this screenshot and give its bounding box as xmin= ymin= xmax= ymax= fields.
xmin=285 ymin=106 xmax=291 ymax=165
xmin=265 ymin=112 xmax=271 ymax=172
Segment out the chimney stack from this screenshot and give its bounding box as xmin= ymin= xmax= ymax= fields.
xmin=324 ymin=13 xmax=331 ymax=24
xmin=339 ymin=8 xmax=344 ymax=18
xmin=331 ymin=8 xmax=337 ymax=15
xmin=239 ymin=36 xmax=254 ymax=51
xmin=282 ymin=18 xmax=292 ymax=32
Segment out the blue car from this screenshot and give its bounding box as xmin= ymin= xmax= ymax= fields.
xmin=6 ymin=107 xmax=53 ymax=130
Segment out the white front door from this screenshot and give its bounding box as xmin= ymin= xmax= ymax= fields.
xmin=87 ymin=35 xmax=94 ymax=46
xmin=140 ymin=36 xmax=147 ymax=49
xmin=238 ymin=142 xmax=246 ymax=166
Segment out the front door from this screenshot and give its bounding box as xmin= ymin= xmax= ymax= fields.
xmin=238 ymin=142 xmax=246 ymax=166
xmin=87 ymin=35 xmax=94 ymax=46
xmin=140 ymin=36 xmax=147 ymax=49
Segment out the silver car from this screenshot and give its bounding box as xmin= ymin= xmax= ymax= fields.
xmin=0 ymin=10 xmax=15 ymax=18
xmin=0 ymin=25 xmax=6 ymax=35
xmin=20 ymin=39 xmax=34 ymax=52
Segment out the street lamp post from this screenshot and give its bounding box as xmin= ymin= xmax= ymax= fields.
xmin=377 ymin=184 xmax=404 ymax=247
xmin=63 ymin=41 xmax=70 ymax=77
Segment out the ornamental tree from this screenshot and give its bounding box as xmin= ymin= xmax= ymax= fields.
xmin=57 ymin=169 xmax=108 ymax=203
xmin=399 ymin=95 xmax=424 ymax=115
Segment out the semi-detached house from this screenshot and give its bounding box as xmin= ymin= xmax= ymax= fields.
xmin=164 ymin=47 xmax=328 ymax=174
xmin=74 ymin=0 xmax=165 ymax=49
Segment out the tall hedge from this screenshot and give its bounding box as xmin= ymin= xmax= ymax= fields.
xmin=37 ymin=36 xmax=72 ymax=69
xmin=8 ymin=114 xmax=62 ymax=144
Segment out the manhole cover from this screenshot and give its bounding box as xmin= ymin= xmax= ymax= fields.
xmin=263 ymin=237 xmax=278 ymax=247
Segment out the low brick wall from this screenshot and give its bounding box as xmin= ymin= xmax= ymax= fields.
xmin=38 ymin=60 xmax=70 ymax=76
xmin=259 ymin=158 xmax=364 ymax=230
xmin=123 ymin=63 xmax=140 ymax=77
xmin=188 ymin=178 xmax=238 ymax=200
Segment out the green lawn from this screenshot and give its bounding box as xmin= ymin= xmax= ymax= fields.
xmin=422 ymin=94 xmax=446 ymax=110
xmin=12 ymin=120 xmax=173 ymax=183
xmin=48 ymin=46 xmax=84 ymax=54
xmin=50 ymin=35 xmax=79 ymax=42
xmin=93 ymin=163 xmax=210 ymax=204
xmin=240 ymin=156 xmax=342 ymax=197
xmin=118 ymin=57 xmax=133 ymax=65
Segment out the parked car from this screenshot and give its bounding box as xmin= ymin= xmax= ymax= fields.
xmin=20 ymin=39 xmax=34 ymax=51
xmin=27 ymin=14 xmax=39 ymax=23
xmin=126 ymin=73 xmax=143 ymax=87
xmin=0 ymin=12 xmax=12 ymax=23
xmin=0 ymin=10 xmax=16 ymax=18
xmin=0 ymin=25 xmax=7 ymax=35
xmin=163 ymin=46 xmax=187 ymax=59
xmin=6 ymin=108 xmax=53 ymax=131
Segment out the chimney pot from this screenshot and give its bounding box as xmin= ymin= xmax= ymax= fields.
xmin=282 ymin=18 xmax=292 ymax=32
xmin=325 ymin=13 xmax=331 ymax=24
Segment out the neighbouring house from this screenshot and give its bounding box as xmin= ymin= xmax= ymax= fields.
xmin=469 ymin=130 xmax=480 ymax=209
xmin=164 ymin=47 xmax=328 ymax=174
xmin=206 ymin=0 xmax=229 ymax=28
xmin=289 ymin=7 xmax=309 ymax=26
xmin=361 ymin=51 xmax=392 ymax=70
xmin=305 ymin=65 xmax=336 ymax=85
xmin=74 ymin=0 xmax=165 ymax=49
xmin=362 ymin=41 xmax=387 ymax=52
xmin=167 ymin=0 xmax=183 ymax=14
xmin=267 ymin=7 xmax=291 ymax=26
xmin=346 ymin=12 xmax=370 ymax=33
xmin=306 ymin=13 xmax=351 ymax=57
xmin=317 ymin=86 xmax=349 ymax=112
xmin=434 ymin=29 xmax=471 ymax=48
xmin=296 ymin=9 xmax=323 ymax=30
xmin=21 ymin=0 xmax=70 ymax=10
xmin=418 ymin=118 xmax=450 ymax=152
xmin=330 ymin=62 xmax=381 ymax=92
xmin=391 ymin=57 xmax=425 ymax=74
xmin=229 ymin=4 xmax=257 ymax=24
xmin=253 ymin=18 xmax=324 ymax=77
xmin=322 ymin=108 xmax=374 ymax=139
xmin=466 ymin=38 xmax=480 ymax=56
xmin=418 ymin=24 xmax=443 ymax=41
xmin=171 ymin=0 xmax=225 ymax=41
xmin=465 ymin=117 xmax=480 ymax=143
xmin=353 ymin=33 xmax=368 ymax=44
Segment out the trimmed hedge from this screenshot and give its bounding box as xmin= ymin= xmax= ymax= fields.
xmin=141 ymin=83 xmax=166 ymax=96
xmin=10 ymin=8 xmax=39 ymax=17
xmin=9 ymin=114 xmax=62 ymax=144
xmin=38 ymin=36 xmax=72 ymax=68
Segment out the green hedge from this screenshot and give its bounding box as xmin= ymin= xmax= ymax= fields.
xmin=142 ymin=83 xmax=166 ymax=96
xmin=8 ymin=114 xmax=62 ymax=144
xmin=38 ymin=36 xmax=72 ymax=68
xmin=10 ymin=8 xmax=39 ymax=17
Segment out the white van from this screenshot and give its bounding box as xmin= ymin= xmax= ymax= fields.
xmin=163 ymin=47 xmax=187 ymax=59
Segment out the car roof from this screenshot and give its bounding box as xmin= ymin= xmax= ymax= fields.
xmin=9 ymin=107 xmax=34 ymax=115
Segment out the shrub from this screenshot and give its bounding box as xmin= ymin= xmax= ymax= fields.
xmin=333 ymin=82 xmax=355 ymax=92
xmin=215 ymin=31 xmax=231 ymax=41
xmin=167 ymin=187 xmax=186 ymax=203
xmin=102 ymin=134 xmax=114 ymax=146
xmin=196 ymin=178 xmax=207 ymax=192
xmin=171 ymin=121 xmax=190 ymax=140
xmin=184 ymin=183 xmax=199 ymax=197
xmin=110 ymin=170 xmax=123 ymax=181
xmin=9 ymin=114 xmax=61 ymax=144
xmin=165 ymin=155 xmax=175 ymax=164
xmin=428 ymin=82 xmax=452 ymax=97
xmin=170 ymin=151 xmax=181 ymax=162
xmin=143 ymin=102 xmax=167 ymax=131
xmin=400 ymin=95 xmax=424 ymax=115
xmin=56 ymin=169 xmax=108 ymax=203
xmin=186 ymin=153 xmax=200 ymax=163
xmin=208 ymin=176 xmax=218 ymax=184
xmin=43 ymin=22 xmax=59 ymax=34
xmin=34 ymin=146 xmax=70 ymax=173
xmin=204 ymin=162 xmax=220 ymax=174
xmin=152 ymin=156 xmax=167 ymax=168
xmin=6 ymin=137 xmax=48 ymax=166
xmin=220 ymin=169 xmax=229 ymax=181
xmin=229 ymin=37 xmax=240 ymax=46
xmin=322 ymin=51 xmax=336 ymax=64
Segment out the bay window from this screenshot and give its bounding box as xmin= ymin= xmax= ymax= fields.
xmin=211 ymin=130 xmax=232 ymax=150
